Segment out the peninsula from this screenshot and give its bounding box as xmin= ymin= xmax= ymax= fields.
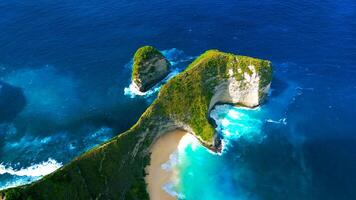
xmin=0 ymin=49 xmax=272 ymax=200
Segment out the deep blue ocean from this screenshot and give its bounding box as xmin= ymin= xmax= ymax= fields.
xmin=0 ymin=0 xmax=355 ymax=199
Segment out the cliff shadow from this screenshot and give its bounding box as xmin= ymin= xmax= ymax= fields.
xmin=269 ymin=77 xmax=288 ymax=98
xmin=0 ymin=81 xmax=27 ymax=123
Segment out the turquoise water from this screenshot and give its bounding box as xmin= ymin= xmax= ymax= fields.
xmin=1 ymin=0 xmax=356 ymax=199
xmin=170 ymin=79 xmax=305 ymax=200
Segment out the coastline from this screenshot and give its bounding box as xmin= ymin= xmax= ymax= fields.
xmin=145 ymin=130 xmax=189 ymax=200
xmin=1 ymin=50 xmax=272 ymax=199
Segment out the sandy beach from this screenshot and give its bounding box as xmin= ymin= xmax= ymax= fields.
xmin=145 ymin=130 xmax=189 ymax=200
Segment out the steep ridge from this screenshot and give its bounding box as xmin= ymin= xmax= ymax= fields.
xmin=0 ymin=50 xmax=272 ymax=200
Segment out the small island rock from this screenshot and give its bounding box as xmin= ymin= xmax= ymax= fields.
xmin=131 ymin=46 xmax=170 ymax=92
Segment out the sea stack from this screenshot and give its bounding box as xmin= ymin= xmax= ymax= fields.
xmin=132 ymin=46 xmax=170 ymax=92
xmin=0 ymin=50 xmax=272 ymax=200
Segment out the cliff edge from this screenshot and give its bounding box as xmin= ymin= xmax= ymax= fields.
xmin=0 ymin=49 xmax=272 ymax=200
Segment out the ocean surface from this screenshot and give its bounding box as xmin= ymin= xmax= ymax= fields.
xmin=0 ymin=0 xmax=355 ymax=199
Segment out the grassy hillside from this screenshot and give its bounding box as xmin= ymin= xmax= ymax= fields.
xmin=0 ymin=50 xmax=272 ymax=200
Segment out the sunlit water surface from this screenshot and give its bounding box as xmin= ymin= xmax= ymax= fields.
xmin=0 ymin=1 xmax=355 ymax=199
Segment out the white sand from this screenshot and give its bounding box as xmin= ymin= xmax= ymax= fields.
xmin=145 ymin=130 xmax=189 ymax=200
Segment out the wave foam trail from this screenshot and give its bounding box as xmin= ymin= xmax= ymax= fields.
xmin=166 ymin=79 xmax=305 ymax=199
xmin=208 ymin=80 xmax=300 ymax=150
xmin=178 ymin=134 xmax=199 ymax=152
xmin=124 ymin=48 xmax=195 ymax=98
xmin=0 ymin=158 xmax=62 ymax=177
xmin=161 ymin=48 xmax=195 ymax=65
xmin=162 ymin=182 xmax=185 ymax=199
xmin=266 ymin=118 xmax=287 ymax=125
xmin=161 ymin=151 xmax=179 ymax=171
xmin=210 ymin=105 xmax=264 ymax=151
xmin=0 ymin=177 xmax=38 ymax=190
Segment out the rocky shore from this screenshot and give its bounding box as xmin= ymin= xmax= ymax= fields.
xmin=0 ymin=48 xmax=272 ymax=200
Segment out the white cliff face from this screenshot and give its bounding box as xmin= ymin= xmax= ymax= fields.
xmin=209 ymin=65 xmax=270 ymax=110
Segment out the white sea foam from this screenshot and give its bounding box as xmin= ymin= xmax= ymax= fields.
xmin=0 ymin=125 xmax=114 ymax=189
xmin=221 ymin=118 xmax=230 ymax=127
xmin=68 ymin=143 xmax=76 ymax=150
xmin=236 ymin=106 xmax=261 ymax=111
xmin=178 ymin=134 xmax=199 ymax=152
xmin=82 ymin=126 xmax=113 ymax=151
xmin=0 ymin=177 xmax=39 ymax=190
xmin=161 ymin=151 xmax=179 ymax=171
xmin=4 ymin=135 xmax=51 ymax=149
xmin=123 ymin=66 xmax=180 ymax=98
xmin=210 ymin=104 xmax=266 ymax=152
xmin=227 ymin=109 xmax=241 ymax=119
xmin=266 ymin=118 xmax=287 ymax=125
xmin=0 ymin=158 xmax=62 ymax=177
xmin=161 ymin=48 xmax=195 ymax=65
xmin=87 ymin=127 xmax=112 ymax=141
xmin=222 ymin=129 xmax=232 ymax=137
xmin=124 ymin=81 xmax=163 ymax=98
xmin=3 ymin=126 xmax=112 ymax=161
xmin=162 ymin=182 xmax=185 ymax=199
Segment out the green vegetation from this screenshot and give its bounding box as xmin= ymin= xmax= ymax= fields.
xmin=131 ymin=45 xmax=164 ymax=81
xmin=0 ymin=49 xmax=272 ymax=200
xmin=155 ymin=50 xmax=272 ymax=143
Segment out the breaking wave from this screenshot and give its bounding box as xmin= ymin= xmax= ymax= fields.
xmin=0 ymin=158 xmax=62 ymax=189
xmin=0 ymin=124 xmax=114 ymax=189
xmin=266 ymin=118 xmax=287 ymax=124
xmin=0 ymin=158 xmax=62 ymax=177
xmin=161 ymin=78 xmax=305 ymax=199
xmin=161 ymin=151 xmax=179 ymax=171
xmin=162 ymin=182 xmax=185 ymax=199
xmin=210 ymin=104 xmax=264 ymax=151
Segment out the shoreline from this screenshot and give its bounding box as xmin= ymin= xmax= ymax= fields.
xmin=145 ymin=130 xmax=189 ymax=200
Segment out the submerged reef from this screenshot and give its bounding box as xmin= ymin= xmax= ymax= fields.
xmin=132 ymin=46 xmax=171 ymax=92
xmin=0 ymin=49 xmax=272 ymax=200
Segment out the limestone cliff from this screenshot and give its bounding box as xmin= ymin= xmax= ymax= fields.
xmin=0 ymin=49 xmax=272 ymax=200
xmin=132 ymin=46 xmax=170 ymax=92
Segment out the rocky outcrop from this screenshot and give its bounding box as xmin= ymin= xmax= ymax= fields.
xmin=0 ymin=49 xmax=272 ymax=200
xmin=132 ymin=46 xmax=170 ymax=92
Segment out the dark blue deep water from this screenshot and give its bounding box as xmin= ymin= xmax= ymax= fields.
xmin=0 ymin=0 xmax=355 ymax=199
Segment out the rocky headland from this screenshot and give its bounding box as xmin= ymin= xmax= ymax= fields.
xmin=0 ymin=49 xmax=272 ymax=200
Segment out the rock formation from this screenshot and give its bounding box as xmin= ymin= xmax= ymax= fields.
xmin=132 ymin=46 xmax=170 ymax=92
xmin=0 ymin=49 xmax=272 ymax=200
